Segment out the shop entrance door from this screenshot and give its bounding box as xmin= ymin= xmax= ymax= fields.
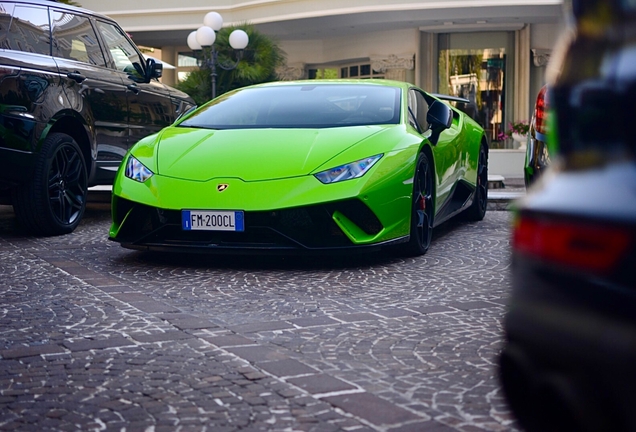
xmin=438 ymin=32 xmax=514 ymax=148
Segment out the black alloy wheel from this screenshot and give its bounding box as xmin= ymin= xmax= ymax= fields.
xmin=464 ymin=145 xmax=488 ymax=221
xmin=402 ymin=152 xmax=434 ymax=256
xmin=13 ymin=133 xmax=87 ymax=236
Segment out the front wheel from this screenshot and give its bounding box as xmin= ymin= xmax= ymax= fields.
xmin=400 ymin=152 xmax=434 ymax=256
xmin=12 ymin=133 xmax=87 ymax=236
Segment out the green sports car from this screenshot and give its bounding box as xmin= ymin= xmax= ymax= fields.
xmin=109 ymin=80 xmax=488 ymax=255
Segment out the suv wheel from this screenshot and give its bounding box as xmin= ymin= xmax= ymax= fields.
xmin=12 ymin=133 xmax=88 ymax=236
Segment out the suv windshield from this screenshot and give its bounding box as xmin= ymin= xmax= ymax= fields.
xmin=179 ymin=84 xmax=401 ymax=129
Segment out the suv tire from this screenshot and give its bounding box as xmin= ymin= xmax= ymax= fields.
xmin=12 ymin=133 xmax=88 ymax=236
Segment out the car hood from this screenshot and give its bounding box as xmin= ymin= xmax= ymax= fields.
xmin=155 ymin=126 xmax=386 ymax=182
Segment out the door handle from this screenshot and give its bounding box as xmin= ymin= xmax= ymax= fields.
xmin=127 ymin=84 xmax=140 ymax=94
xmin=66 ymin=72 xmax=86 ymax=83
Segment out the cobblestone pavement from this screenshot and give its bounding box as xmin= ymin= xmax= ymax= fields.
xmin=0 ymin=200 xmax=519 ymax=432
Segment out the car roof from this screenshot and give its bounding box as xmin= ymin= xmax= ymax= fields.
xmin=249 ymin=79 xmax=412 ymax=90
xmin=8 ymin=0 xmax=114 ymax=23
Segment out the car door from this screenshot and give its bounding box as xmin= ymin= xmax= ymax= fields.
xmin=0 ymin=2 xmax=60 ymax=157
xmin=50 ymin=7 xmax=130 ymax=184
xmin=93 ymin=20 xmax=178 ymax=149
xmin=408 ymin=88 xmax=459 ymax=208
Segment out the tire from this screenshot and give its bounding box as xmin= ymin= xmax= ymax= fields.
xmin=401 ymin=152 xmax=434 ymax=256
xmin=12 ymin=133 xmax=87 ymax=236
xmin=464 ymin=144 xmax=488 ymax=221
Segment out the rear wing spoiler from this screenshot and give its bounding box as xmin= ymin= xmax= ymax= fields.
xmin=430 ymin=93 xmax=471 ymax=104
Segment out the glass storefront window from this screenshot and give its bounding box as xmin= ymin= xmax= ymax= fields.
xmin=438 ymin=32 xmax=514 ymax=149
xmin=310 ymin=63 xmax=383 ymax=80
xmin=178 ymin=52 xmax=198 ymax=67
xmin=439 ymin=48 xmax=507 ymax=146
xmin=308 ymin=68 xmax=338 ymax=79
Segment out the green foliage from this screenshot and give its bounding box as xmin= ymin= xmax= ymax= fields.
xmin=57 ymin=0 xmax=82 ymax=5
xmin=177 ymin=24 xmax=286 ymax=105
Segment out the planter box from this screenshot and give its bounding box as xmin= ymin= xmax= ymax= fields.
xmin=488 ymin=149 xmax=525 ymax=178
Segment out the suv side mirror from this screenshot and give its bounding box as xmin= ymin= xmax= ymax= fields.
xmin=426 ymin=100 xmax=453 ymax=144
xmin=146 ymin=58 xmax=163 ymax=81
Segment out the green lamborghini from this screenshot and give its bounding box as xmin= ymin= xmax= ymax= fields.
xmin=109 ymin=80 xmax=488 ymax=255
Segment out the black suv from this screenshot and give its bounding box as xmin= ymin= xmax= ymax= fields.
xmin=0 ymin=0 xmax=194 ymax=235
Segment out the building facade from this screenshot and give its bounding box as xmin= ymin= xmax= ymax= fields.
xmin=80 ymin=0 xmax=565 ymax=174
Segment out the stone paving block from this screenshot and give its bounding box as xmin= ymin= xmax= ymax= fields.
xmin=388 ymin=420 xmax=456 ymax=431
xmin=62 ymin=336 xmax=134 ymax=352
xmin=203 ymin=334 xmax=255 ymax=347
xmin=155 ymin=313 xmax=194 ymax=320
xmin=86 ymin=278 xmax=125 ymax=287
xmin=448 ymin=301 xmax=499 ymax=311
xmin=257 ymin=359 xmax=318 ymax=378
xmin=411 ymin=305 xmax=455 ymax=314
xmin=130 ymin=331 xmax=194 ymax=343
xmin=229 ymin=320 xmax=295 ymax=334
xmin=487 ymin=298 xmax=510 ymax=306
xmin=0 ymin=344 xmax=65 ymax=359
xmin=287 ymin=316 xmax=340 ymax=327
xmin=322 ymin=392 xmax=421 ymax=427
xmin=287 ymin=373 xmax=357 ymax=395
xmin=225 ymin=346 xmax=288 ymax=363
xmin=166 ymin=317 xmax=218 ymax=330
xmin=333 ymin=312 xmax=379 ymax=323
xmin=111 ymin=292 xmax=154 ymax=302
xmin=130 ymin=301 xmax=180 ymax=313
xmin=96 ymin=285 xmax=135 ymax=293
xmin=373 ymin=308 xmax=417 ymax=318
xmin=63 ymin=267 xmax=102 ymax=279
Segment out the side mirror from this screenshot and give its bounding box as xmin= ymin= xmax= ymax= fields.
xmin=146 ymin=58 xmax=163 ymax=81
xmin=426 ymin=100 xmax=453 ymax=144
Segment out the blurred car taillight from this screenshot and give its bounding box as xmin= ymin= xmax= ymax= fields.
xmin=512 ymin=214 xmax=632 ymax=274
xmin=533 ymin=86 xmax=549 ymax=137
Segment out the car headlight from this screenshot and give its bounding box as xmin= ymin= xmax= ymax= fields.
xmin=314 ymin=154 xmax=383 ymax=184
xmin=124 ymin=156 xmax=154 ymax=182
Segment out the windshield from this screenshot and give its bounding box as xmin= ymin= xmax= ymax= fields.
xmin=179 ymin=84 xmax=401 ymax=129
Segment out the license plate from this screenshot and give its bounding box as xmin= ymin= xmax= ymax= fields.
xmin=182 ymin=210 xmax=244 ymax=231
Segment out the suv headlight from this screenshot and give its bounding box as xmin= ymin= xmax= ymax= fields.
xmin=124 ymin=156 xmax=154 ymax=182
xmin=314 ymin=154 xmax=382 ymax=184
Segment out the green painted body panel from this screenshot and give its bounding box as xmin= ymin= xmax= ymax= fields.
xmin=109 ymin=79 xmax=486 ymax=250
xmin=154 ymin=126 xmax=392 ymax=181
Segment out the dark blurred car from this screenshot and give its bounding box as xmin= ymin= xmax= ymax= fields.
xmin=523 ymin=85 xmax=550 ymax=187
xmin=0 ymin=0 xmax=194 ymax=235
xmin=499 ymin=0 xmax=636 ymax=430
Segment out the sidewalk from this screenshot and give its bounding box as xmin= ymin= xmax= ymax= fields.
xmin=487 ymin=175 xmax=526 ymax=211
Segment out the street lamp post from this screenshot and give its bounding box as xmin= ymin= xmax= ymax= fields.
xmin=186 ymin=12 xmax=249 ymax=100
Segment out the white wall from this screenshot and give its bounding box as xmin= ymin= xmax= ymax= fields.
xmin=530 ymin=22 xmax=565 ymax=50
xmin=529 ymin=22 xmax=566 ymax=111
xmin=281 ymin=29 xmax=419 ymax=66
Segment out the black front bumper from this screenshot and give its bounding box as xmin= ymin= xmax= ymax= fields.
xmin=111 ymin=197 xmax=404 ymax=254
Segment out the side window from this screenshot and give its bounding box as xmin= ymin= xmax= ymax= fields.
xmin=50 ymin=10 xmax=105 ymax=67
xmin=408 ymin=89 xmax=429 ymax=133
xmin=2 ymin=4 xmax=51 ymax=55
xmin=94 ymin=20 xmax=143 ymax=79
xmin=0 ymin=3 xmax=13 ymax=48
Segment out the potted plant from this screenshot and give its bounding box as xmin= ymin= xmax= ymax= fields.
xmin=507 ymin=120 xmax=530 ymax=143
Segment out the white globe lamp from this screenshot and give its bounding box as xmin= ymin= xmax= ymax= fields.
xmin=229 ymin=29 xmax=249 ymax=50
xmin=186 ymin=31 xmax=201 ymax=50
xmin=187 ymin=12 xmax=249 ymax=100
xmin=196 ymin=26 xmax=216 ymax=47
xmin=204 ymin=12 xmax=223 ymax=31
